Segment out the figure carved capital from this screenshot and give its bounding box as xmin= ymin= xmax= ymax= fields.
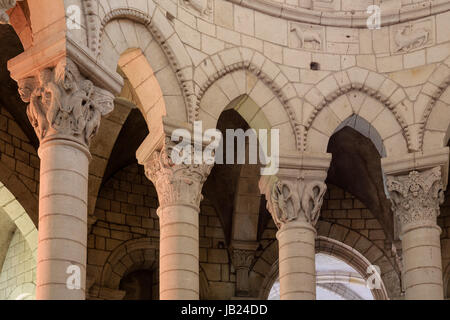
xmin=144 ymin=139 xmax=212 ymax=210
xmin=17 ymin=58 xmax=114 ymax=146
xmin=260 ymin=176 xmax=327 ymax=228
xmin=386 ymin=167 xmax=444 ymax=228
xmin=0 ymin=0 xmax=15 ymax=24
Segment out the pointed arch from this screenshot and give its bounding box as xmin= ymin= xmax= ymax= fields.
xmin=420 ymin=64 xmax=450 ymax=150
xmin=193 ymin=48 xmax=301 ymax=150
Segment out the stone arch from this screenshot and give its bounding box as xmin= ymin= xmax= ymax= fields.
xmin=303 ymin=67 xmax=412 ymax=154
xmin=305 ymin=86 xmax=410 ymax=157
xmin=194 ymin=48 xmax=301 ymax=150
xmin=0 ymin=181 xmax=37 ymax=260
xmin=257 ymin=236 xmax=390 ymax=300
xmin=97 ymin=4 xmax=191 ymax=123
xmin=7 ymin=0 xmax=65 ymax=50
xmin=420 ymin=66 xmax=450 ymax=150
xmin=99 ymin=238 xmax=159 ymax=291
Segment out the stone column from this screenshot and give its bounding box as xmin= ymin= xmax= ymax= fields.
xmin=231 ymin=241 xmax=258 ymax=297
xmin=386 ymin=167 xmax=445 ymax=300
xmin=142 ymin=140 xmax=212 ymax=300
xmin=15 ymin=58 xmax=114 ymax=299
xmin=259 ymin=153 xmax=330 ymax=300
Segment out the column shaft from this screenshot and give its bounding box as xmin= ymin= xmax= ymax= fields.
xmin=277 ymin=221 xmax=316 ymax=300
xmin=402 ymin=224 xmax=443 ymax=299
xmin=37 ymin=138 xmax=90 ymax=300
xmin=159 ymin=204 xmax=199 ymax=300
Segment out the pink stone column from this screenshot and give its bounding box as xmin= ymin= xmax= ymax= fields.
xmin=142 ymin=144 xmax=212 ymax=300
xmin=259 ymin=154 xmax=330 ymax=300
xmin=13 ymin=58 xmax=115 ymax=300
xmin=386 ymin=167 xmax=445 ymax=300
xmin=37 ymin=136 xmax=90 ymax=299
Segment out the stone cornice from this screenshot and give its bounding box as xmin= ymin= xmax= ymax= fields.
xmin=8 ymin=35 xmax=123 ymax=95
xmin=227 ymin=0 xmax=450 ymax=28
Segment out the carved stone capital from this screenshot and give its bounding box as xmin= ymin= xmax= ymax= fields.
xmin=232 ymin=249 xmax=255 ymax=270
xmin=259 ymin=175 xmax=327 ymax=228
xmin=16 ymin=57 xmax=115 ymax=146
xmin=143 ymin=139 xmax=212 ymax=210
xmin=0 ymin=0 xmax=15 ymax=24
xmin=386 ymin=167 xmax=444 ymax=229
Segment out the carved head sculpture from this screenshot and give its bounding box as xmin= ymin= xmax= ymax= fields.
xmin=17 ymin=77 xmax=36 ymax=103
xmin=91 ymin=87 xmax=114 ymax=115
xmin=38 ymin=68 xmax=53 ymax=86
xmin=54 ymin=58 xmax=82 ymax=91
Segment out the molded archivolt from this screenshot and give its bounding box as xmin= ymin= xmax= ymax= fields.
xmin=98 ymin=238 xmax=159 ymax=291
xmin=194 ymin=49 xmax=300 ymax=151
xmin=303 ymin=69 xmax=411 ymax=156
xmin=420 ymin=62 xmax=450 ymax=150
xmin=95 ymin=4 xmax=192 ymax=123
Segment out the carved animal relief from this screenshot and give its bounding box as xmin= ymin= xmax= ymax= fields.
xmin=289 ymin=23 xmax=324 ymax=51
xmin=391 ymin=18 xmax=434 ymax=53
xmin=17 ymin=58 xmax=114 ymax=145
xmin=180 ymin=0 xmax=213 ymax=20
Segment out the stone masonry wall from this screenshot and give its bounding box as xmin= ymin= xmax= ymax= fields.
xmin=88 ymin=163 xmax=236 ymax=299
xmin=0 ymin=106 xmax=39 ymax=197
xmin=0 ymin=228 xmax=36 ymax=300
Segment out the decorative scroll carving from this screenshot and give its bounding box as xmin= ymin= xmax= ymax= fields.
xmin=144 ymin=139 xmax=212 ymax=210
xmin=0 ymin=0 xmax=15 ymax=24
xmin=17 ymin=58 xmax=114 ymax=145
xmin=261 ymin=177 xmax=326 ymax=228
xmin=386 ymin=167 xmax=444 ymax=228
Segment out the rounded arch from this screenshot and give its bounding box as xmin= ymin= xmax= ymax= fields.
xmin=193 ymin=48 xmax=301 ymax=150
xmin=7 ymin=0 xmax=65 ymax=50
xmin=0 ymin=178 xmax=38 ymax=261
xmin=99 ymin=238 xmax=158 ymax=291
xmin=97 ymin=5 xmax=190 ymax=125
xmin=305 ymin=87 xmax=409 ymax=157
xmin=258 ymin=236 xmax=390 ymax=300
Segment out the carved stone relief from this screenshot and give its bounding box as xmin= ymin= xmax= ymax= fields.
xmin=260 ymin=176 xmax=327 ymax=228
xmin=390 ymin=17 xmax=435 ymax=53
xmin=144 ymin=138 xmax=213 ymax=210
xmin=17 ymin=58 xmax=115 ymax=146
xmin=179 ymin=0 xmax=213 ymax=20
xmin=386 ymin=167 xmax=444 ymax=228
xmin=289 ymin=22 xmax=324 ymax=51
xmin=0 ymin=0 xmax=15 ymax=24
